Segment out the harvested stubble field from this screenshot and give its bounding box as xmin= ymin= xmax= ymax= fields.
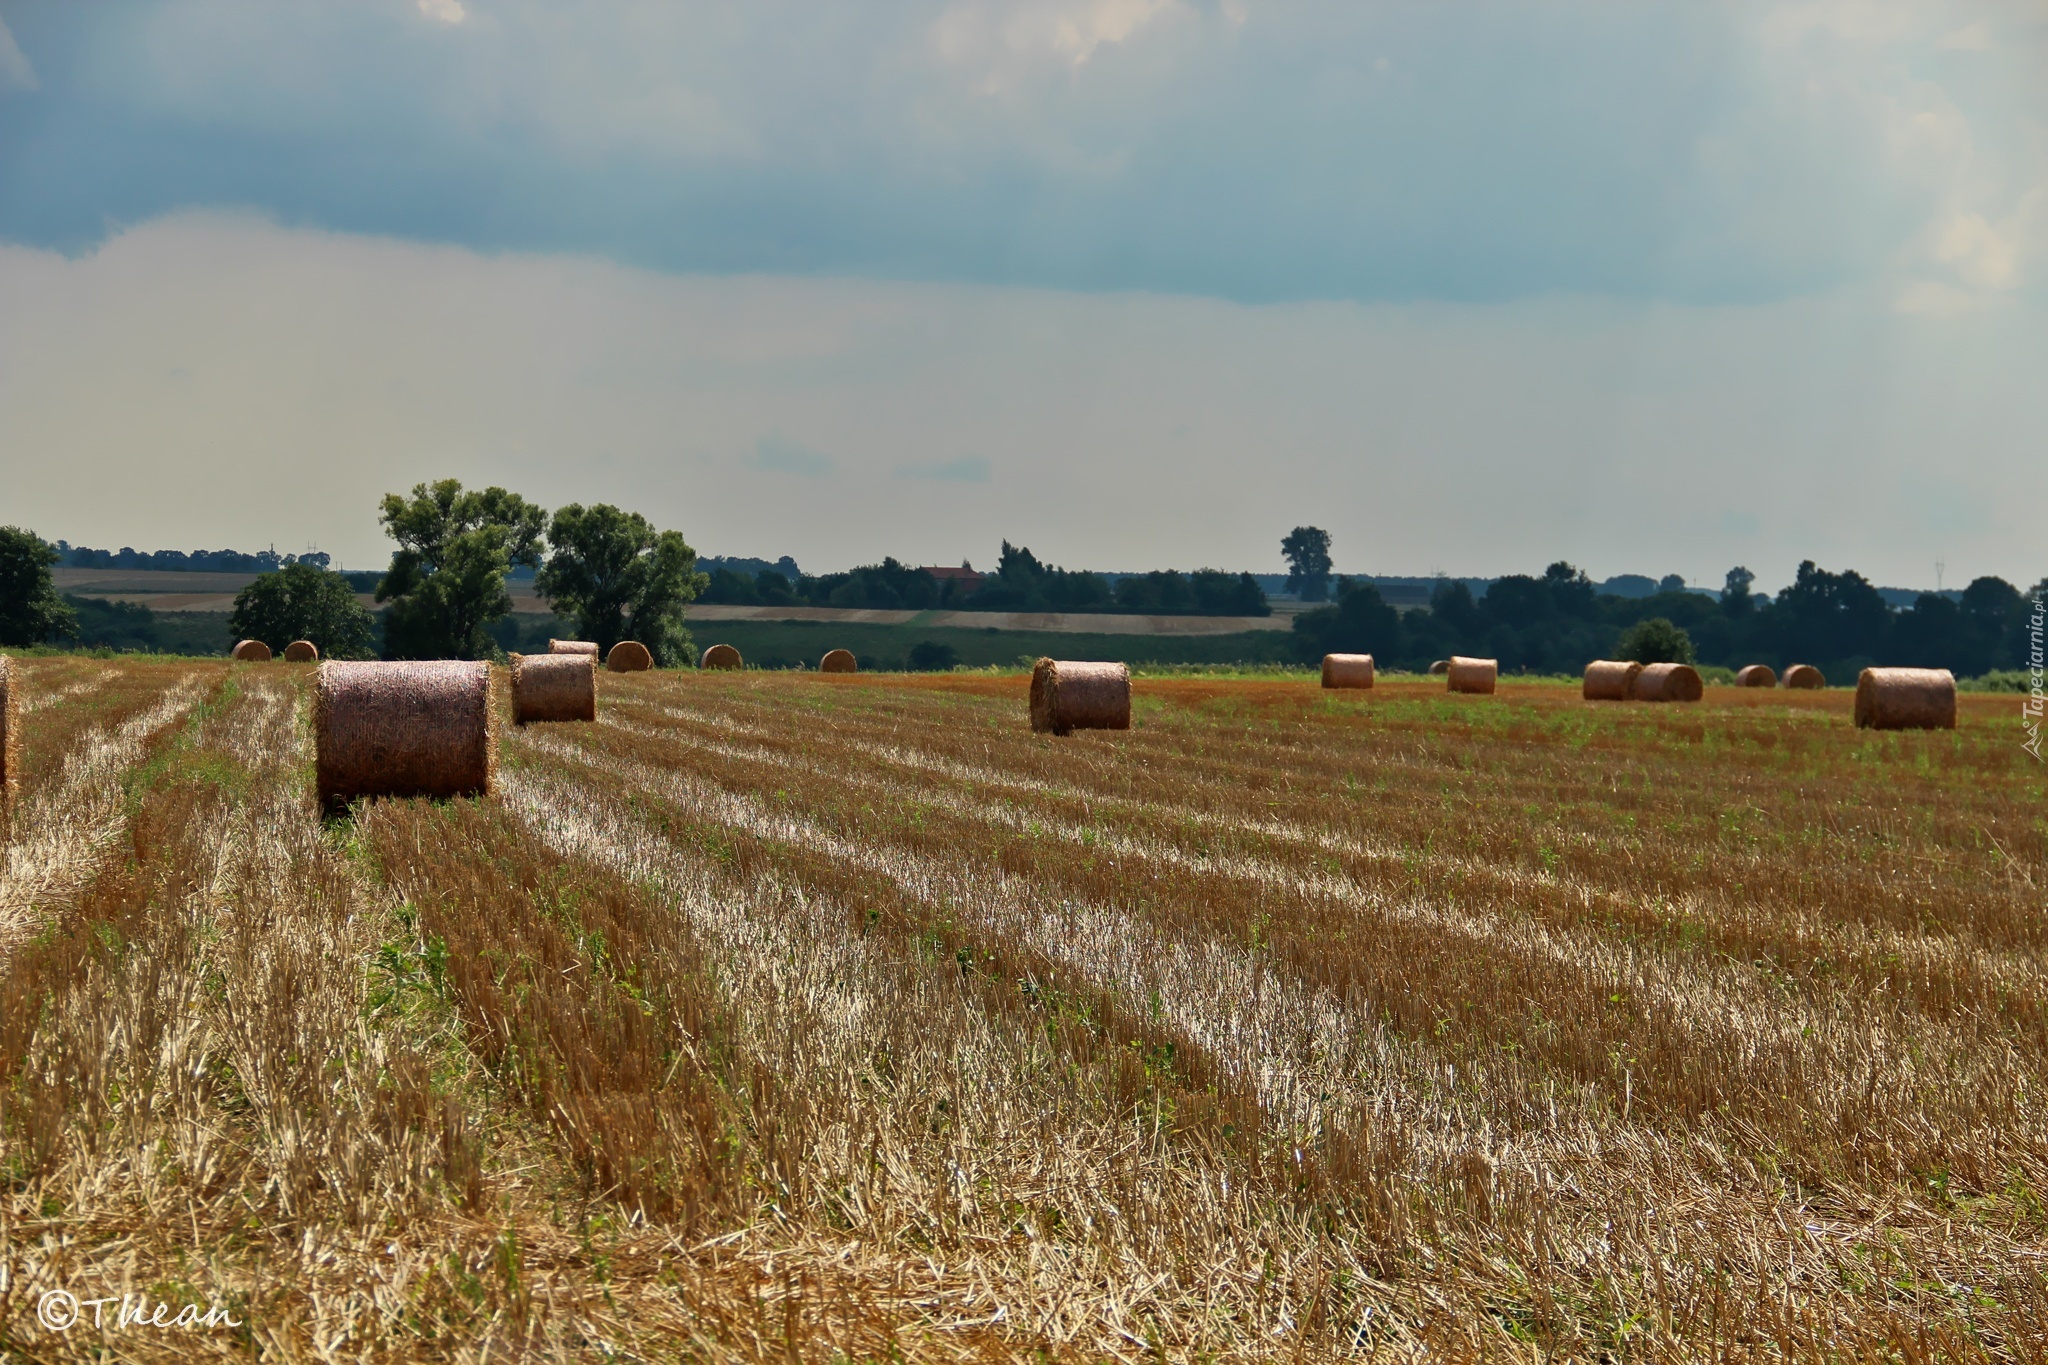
xmin=0 ymin=657 xmax=2042 ymax=1361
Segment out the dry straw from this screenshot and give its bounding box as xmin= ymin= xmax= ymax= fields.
xmin=1320 ymin=653 xmax=1374 ymax=689
xmin=1782 ymin=663 xmax=1825 ymax=689
xmin=313 ymin=660 xmax=495 ymax=809
xmin=820 ymin=648 xmax=858 ymax=674
xmin=1582 ymin=659 xmax=1643 ymax=702
xmin=0 ymin=655 xmax=15 ymax=813
xmin=232 ymin=639 xmax=273 ymax=662
xmin=1446 ymin=657 xmax=1497 ymax=694
xmin=1633 ymin=662 xmax=1704 ymax=702
xmin=512 ymin=653 xmax=597 ymax=725
xmin=283 ymin=640 xmax=319 ymax=663
xmin=1030 ymin=659 xmax=1131 ymax=735
xmin=606 ymin=641 xmax=654 ymax=673
xmin=700 ymin=644 xmax=743 ymax=670
xmin=1855 ymin=667 xmax=1956 ymax=730
xmin=1736 ymin=664 xmax=1776 ymax=688
xmin=1428 ymin=659 xmax=1449 ymax=675
xmin=549 ymin=640 xmax=601 ymax=657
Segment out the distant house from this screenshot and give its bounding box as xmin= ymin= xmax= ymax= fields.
xmin=922 ymin=565 xmax=985 ymax=596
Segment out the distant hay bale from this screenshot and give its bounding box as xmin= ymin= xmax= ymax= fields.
xmin=700 ymin=643 xmax=743 ymax=670
xmin=0 ymin=655 xmax=15 ymax=813
xmin=1632 ymin=662 xmax=1704 ymax=703
xmin=1735 ymin=664 xmax=1776 ymax=688
xmin=314 ymin=661 xmax=495 ymax=809
xmin=1782 ymin=664 xmax=1825 ymax=689
xmin=283 ymin=640 xmax=319 ymax=663
xmin=1446 ymin=657 xmax=1496 ymax=694
xmin=820 ymin=648 xmax=858 ymax=674
xmin=1428 ymin=659 xmax=1450 ymax=675
xmin=1855 ymin=667 xmax=1956 ymax=731
xmin=511 ymin=653 xmax=596 ymax=725
xmin=1582 ymin=659 xmax=1643 ymax=701
xmin=1321 ymin=653 xmax=1374 ymax=689
xmin=1030 ymin=659 xmax=1131 ymax=735
xmin=606 ymin=641 xmax=653 ymax=673
xmin=232 ymin=639 xmax=273 ymax=662
xmin=549 ymin=639 xmax=601 ymax=657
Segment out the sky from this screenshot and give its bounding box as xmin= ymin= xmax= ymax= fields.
xmin=1 ymin=1 xmax=2044 ymax=589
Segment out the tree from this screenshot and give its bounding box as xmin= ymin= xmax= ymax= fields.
xmin=1293 ymin=579 xmax=1402 ymax=662
xmin=536 ymin=503 xmax=708 ymax=666
xmin=907 ymin=641 xmax=958 ymax=672
xmin=1281 ymin=527 xmax=1333 ymax=602
xmin=1658 ymin=573 xmax=1688 ymax=593
xmin=376 ymin=481 xmax=547 ymax=660
xmin=1721 ymin=566 xmax=1755 ymax=616
xmin=0 ymin=527 xmax=78 ymax=647
xmin=1615 ymin=617 xmax=1695 ymax=665
xmin=229 ymin=562 xmax=376 ymax=659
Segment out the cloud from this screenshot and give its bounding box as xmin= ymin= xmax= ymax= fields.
xmin=1937 ymin=20 xmax=1992 ymax=51
xmin=895 ymin=454 xmax=991 ymax=482
xmin=0 ymin=17 xmax=38 ymax=93
xmin=745 ymin=435 xmax=834 ymax=478
xmin=416 ymin=0 xmax=467 ymax=25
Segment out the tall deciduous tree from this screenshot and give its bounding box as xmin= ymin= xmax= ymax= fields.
xmin=1281 ymin=526 xmax=1333 ymax=602
xmin=376 ymin=481 xmax=547 ymax=660
xmin=229 ymin=562 xmax=376 ymax=658
xmin=0 ymin=527 xmax=78 ymax=647
xmin=536 ymin=503 xmax=707 ymax=666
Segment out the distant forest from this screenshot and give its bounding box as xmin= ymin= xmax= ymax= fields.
xmin=55 ymin=542 xmax=331 ymax=573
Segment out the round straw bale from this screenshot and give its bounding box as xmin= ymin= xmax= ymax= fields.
xmin=1855 ymin=667 xmax=1956 ymax=730
xmin=548 ymin=639 xmax=600 ymax=657
xmin=820 ymin=648 xmax=858 ymax=674
xmin=283 ymin=639 xmax=319 ymax=663
xmin=314 ymin=661 xmax=495 ymax=809
xmin=1632 ymin=662 xmax=1704 ymax=702
xmin=1582 ymin=659 xmax=1643 ymax=701
xmin=231 ymin=639 xmax=273 ymax=662
xmin=606 ymin=640 xmax=653 ymax=672
xmin=0 ymin=655 xmax=16 ymax=812
xmin=1446 ymin=657 xmax=1496 ymax=694
xmin=511 ymin=653 xmax=596 ymax=724
xmin=1782 ymin=663 xmax=1825 ymax=689
xmin=1030 ymin=659 xmax=1131 ymax=735
xmin=1735 ymin=663 xmax=1776 ymax=688
xmin=700 ymin=643 xmax=743 ymax=670
xmin=1428 ymin=659 xmax=1449 ymax=675
xmin=1320 ymin=653 xmax=1374 ymax=689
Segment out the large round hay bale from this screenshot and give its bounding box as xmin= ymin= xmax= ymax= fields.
xmin=606 ymin=640 xmax=653 ymax=673
xmin=1582 ymin=660 xmax=1643 ymax=701
xmin=548 ymin=639 xmax=600 ymax=657
xmin=314 ymin=661 xmax=495 ymax=809
xmin=1633 ymin=662 xmax=1704 ymax=702
xmin=1321 ymin=653 xmax=1374 ymax=689
xmin=1735 ymin=664 xmax=1776 ymax=688
xmin=1030 ymin=659 xmax=1131 ymax=735
xmin=0 ymin=655 xmax=16 ymax=813
xmin=1446 ymin=657 xmax=1496 ymax=694
xmin=511 ymin=653 xmax=596 ymax=724
xmin=232 ymin=639 xmax=273 ymax=662
xmin=1782 ymin=664 xmax=1825 ymax=689
xmin=1855 ymin=667 xmax=1956 ymax=730
xmin=1427 ymin=659 xmax=1449 ymax=675
xmin=283 ymin=640 xmax=319 ymax=663
xmin=700 ymin=643 xmax=743 ymax=670
xmin=820 ymin=648 xmax=858 ymax=674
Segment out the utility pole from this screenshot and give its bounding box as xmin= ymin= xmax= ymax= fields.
xmin=1935 ymin=559 xmax=1945 ymax=592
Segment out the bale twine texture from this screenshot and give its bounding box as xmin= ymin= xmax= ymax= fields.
xmin=232 ymin=639 xmax=273 ymax=662
xmin=1782 ymin=664 xmax=1825 ymax=689
xmin=606 ymin=641 xmax=654 ymax=673
xmin=1446 ymin=657 xmax=1497 ymax=695
xmin=1320 ymin=653 xmax=1374 ymax=689
xmin=1582 ymin=660 xmax=1643 ymax=702
xmin=0 ymin=656 xmax=15 ymax=812
xmin=1735 ymin=664 xmax=1776 ymax=688
xmin=820 ymin=648 xmax=858 ymax=674
xmin=512 ymin=653 xmax=597 ymax=725
xmin=314 ymin=661 xmax=495 ymax=809
xmin=283 ymin=640 xmax=319 ymax=663
xmin=549 ymin=640 xmax=601 ymax=657
xmin=1428 ymin=660 xmax=1449 ymax=675
xmin=701 ymin=643 xmax=743 ymax=670
xmin=1855 ymin=667 xmax=1956 ymax=730
xmin=1632 ymin=662 xmax=1704 ymax=702
xmin=1030 ymin=659 xmax=1131 ymax=735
